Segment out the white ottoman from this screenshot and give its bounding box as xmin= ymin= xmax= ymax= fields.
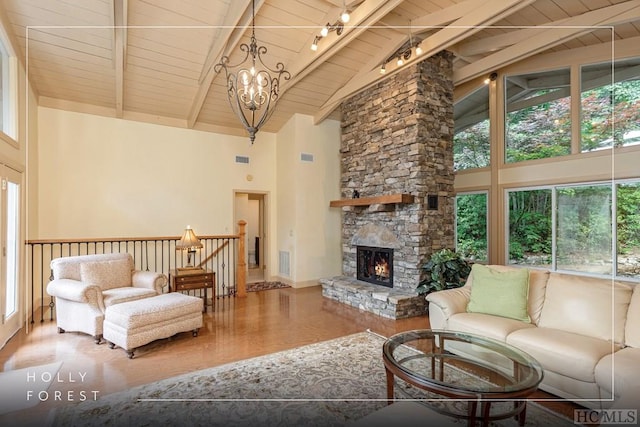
xmin=104 ymin=293 xmax=203 ymax=358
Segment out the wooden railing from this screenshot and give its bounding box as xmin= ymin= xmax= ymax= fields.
xmin=25 ymin=222 xmax=247 ymax=323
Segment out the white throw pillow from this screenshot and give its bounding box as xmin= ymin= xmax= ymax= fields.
xmin=80 ymin=259 xmax=132 ymax=291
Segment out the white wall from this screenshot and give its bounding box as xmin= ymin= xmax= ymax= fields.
xmin=37 ymin=107 xmax=277 ymax=238
xmin=276 ymin=114 xmax=342 ymax=286
xmin=36 ymin=107 xmax=342 ymax=287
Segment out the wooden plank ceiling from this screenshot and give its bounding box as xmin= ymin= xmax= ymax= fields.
xmin=1 ymin=0 xmax=638 ymax=139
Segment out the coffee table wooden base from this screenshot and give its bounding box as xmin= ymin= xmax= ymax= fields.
xmin=385 ymin=366 xmax=529 ymax=427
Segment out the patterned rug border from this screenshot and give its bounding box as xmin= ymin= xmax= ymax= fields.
xmin=246 ymin=281 xmax=291 ymax=292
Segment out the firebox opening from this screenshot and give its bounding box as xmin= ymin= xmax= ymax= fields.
xmin=357 ymin=246 xmax=393 ymax=288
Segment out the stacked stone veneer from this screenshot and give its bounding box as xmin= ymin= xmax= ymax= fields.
xmin=321 ymin=52 xmax=455 ymax=319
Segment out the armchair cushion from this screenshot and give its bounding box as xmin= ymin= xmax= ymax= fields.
xmin=80 ymin=259 xmax=132 ymax=291
xmin=102 ymin=287 xmax=158 ymax=307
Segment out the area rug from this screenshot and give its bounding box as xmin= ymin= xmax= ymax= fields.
xmin=0 ymin=361 xmax=62 ymax=415
xmin=246 ymin=281 xmax=291 ymax=292
xmin=52 ymin=331 xmax=573 ymax=427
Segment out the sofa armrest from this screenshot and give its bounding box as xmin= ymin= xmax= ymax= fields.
xmin=426 ymin=286 xmax=471 ymax=328
xmin=132 ymin=271 xmax=167 ymax=294
xmin=47 ymin=279 xmax=102 ymax=304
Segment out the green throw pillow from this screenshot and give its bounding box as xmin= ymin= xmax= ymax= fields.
xmin=467 ymin=264 xmax=531 ymax=322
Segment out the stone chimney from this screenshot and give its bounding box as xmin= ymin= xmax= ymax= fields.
xmin=321 ymin=51 xmax=455 ymax=319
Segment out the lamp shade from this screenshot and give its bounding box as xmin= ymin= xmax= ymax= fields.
xmin=176 ymin=226 xmax=203 ymax=250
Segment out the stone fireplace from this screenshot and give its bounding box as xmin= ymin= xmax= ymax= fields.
xmin=320 ymin=51 xmax=455 ymax=319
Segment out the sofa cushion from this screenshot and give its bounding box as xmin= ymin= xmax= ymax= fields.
xmin=595 ymin=347 xmax=640 ymax=397
xmin=538 ymin=273 xmax=633 ymax=344
xmin=465 ymin=265 xmax=549 ymax=325
xmin=507 ymin=327 xmax=620 ymax=383
xmin=625 ymin=285 xmax=640 ymax=348
xmin=80 ymin=259 xmax=132 ymax=291
xmin=448 ymin=312 xmax=536 ymax=342
xmin=467 ymin=264 xmax=530 ymax=322
xmin=102 ymin=287 xmax=157 ymax=307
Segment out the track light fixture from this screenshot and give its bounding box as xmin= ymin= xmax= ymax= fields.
xmin=379 ymin=39 xmax=423 ymax=74
xmin=378 ymin=21 xmax=423 ymax=74
xmin=310 ymin=2 xmax=350 ymax=51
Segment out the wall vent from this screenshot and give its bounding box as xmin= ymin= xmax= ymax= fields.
xmin=278 ymin=251 xmax=290 ymax=277
xmin=235 ymin=155 xmax=250 ymax=164
xmin=300 ymin=153 xmax=314 ymax=162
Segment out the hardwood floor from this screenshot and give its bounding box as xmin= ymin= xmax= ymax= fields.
xmin=0 ymin=285 xmax=582 ymax=425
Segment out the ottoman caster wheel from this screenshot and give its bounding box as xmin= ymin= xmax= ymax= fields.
xmin=192 ymin=328 xmax=199 ymax=337
xmin=57 ymin=327 xmax=65 ymax=334
xmin=126 ymin=350 xmax=135 ymax=359
xmin=108 ymin=342 xmax=116 ymax=349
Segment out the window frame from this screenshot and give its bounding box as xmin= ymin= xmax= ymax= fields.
xmin=0 ymin=26 xmax=18 ymax=146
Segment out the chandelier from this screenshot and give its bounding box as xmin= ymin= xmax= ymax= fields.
xmin=214 ymin=0 xmax=290 ymax=144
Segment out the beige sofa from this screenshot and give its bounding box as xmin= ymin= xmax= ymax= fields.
xmin=47 ymin=253 xmax=167 ymax=343
xmin=426 ymin=265 xmax=640 ymax=409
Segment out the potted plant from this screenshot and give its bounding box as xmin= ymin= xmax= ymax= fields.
xmin=417 ymin=248 xmax=471 ymax=295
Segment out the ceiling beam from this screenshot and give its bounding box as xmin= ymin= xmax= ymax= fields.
xmin=112 ymin=0 xmax=127 ymax=118
xmin=314 ymin=0 xmax=536 ymax=124
xmin=454 ymin=0 xmax=640 ymax=85
xmin=186 ymin=0 xmax=256 ymax=128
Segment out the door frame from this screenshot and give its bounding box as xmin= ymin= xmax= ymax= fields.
xmin=0 ymin=165 xmax=23 ymax=349
xmin=233 ymin=190 xmax=269 ymax=279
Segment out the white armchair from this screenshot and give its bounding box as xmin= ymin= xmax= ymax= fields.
xmin=46 ymin=253 xmax=167 ymax=343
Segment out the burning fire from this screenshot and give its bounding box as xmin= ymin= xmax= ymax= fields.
xmin=375 ymin=258 xmax=390 ymax=278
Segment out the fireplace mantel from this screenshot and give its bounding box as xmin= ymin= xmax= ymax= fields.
xmin=329 ymin=193 xmax=414 ymax=208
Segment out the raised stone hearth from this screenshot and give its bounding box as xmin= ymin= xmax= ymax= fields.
xmin=321 ymin=51 xmax=455 ymax=319
xmin=320 ymin=276 xmax=427 ymax=319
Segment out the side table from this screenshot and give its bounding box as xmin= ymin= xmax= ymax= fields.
xmin=169 ymin=269 xmax=215 ymax=312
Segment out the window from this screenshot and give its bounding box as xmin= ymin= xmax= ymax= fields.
xmin=557 ymin=184 xmax=612 ymax=275
xmin=507 ymin=189 xmax=552 ymax=267
xmin=507 ymin=181 xmax=640 ymax=280
xmin=454 ymin=85 xmax=490 ymax=171
xmin=617 ymin=182 xmax=640 ymax=279
xmin=505 ymin=68 xmax=571 ymax=163
xmin=455 ymin=192 xmax=488 ymax=262
xmin=581 ymin=58 xmax=640 ymax=151
xmin=0 ymin=36 xmax=17 ymax=140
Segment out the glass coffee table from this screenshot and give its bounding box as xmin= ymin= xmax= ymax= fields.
xmin=382 ymin=329 xmax=543 ymax=427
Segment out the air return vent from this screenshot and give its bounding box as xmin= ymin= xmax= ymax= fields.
xmin=235 ymin=155 xmax=250 ymax=164
xmin=278 ymin=251 xmax=290 ymax=277
xmin=300 ymin=153 xmax=314 ymax=162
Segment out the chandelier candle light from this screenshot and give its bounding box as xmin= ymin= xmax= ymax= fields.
xmin=214 ymin=0 xmax=290 ymax=144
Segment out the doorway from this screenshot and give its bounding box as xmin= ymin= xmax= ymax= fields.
xmin=234 ymin=192 xmax=267 ymax=284
xmin=0 ymin=166 xmax=21 ymax=349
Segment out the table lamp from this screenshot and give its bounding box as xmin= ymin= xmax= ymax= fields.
xmin=176 ymin=225 xmax=203 ymax=269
